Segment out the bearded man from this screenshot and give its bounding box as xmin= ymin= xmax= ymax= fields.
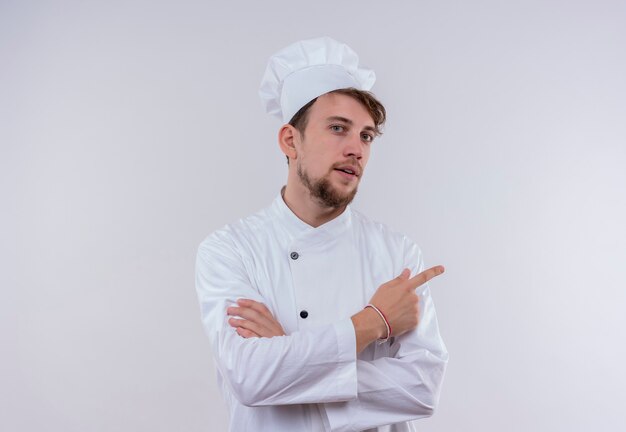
xmin=195 ymin=37 xmax=448 ymax=432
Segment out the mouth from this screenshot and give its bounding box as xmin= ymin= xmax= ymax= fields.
xmin=333 ymin=165 xmax=360 ymax=178
xmin=333 ymin=167 xmax=359 ymax=181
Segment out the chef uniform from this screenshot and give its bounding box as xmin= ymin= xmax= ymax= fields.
xmin=195 ymin=37 xmax=448 ymax=432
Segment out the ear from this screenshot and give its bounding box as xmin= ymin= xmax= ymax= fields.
xmin=278 ymin=124 xmax=299 ymax=161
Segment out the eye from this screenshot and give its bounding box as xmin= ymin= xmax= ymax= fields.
xmin=361 ymin=133 xmax=374 ymax=143
xmin=330 ymin=125 xmax=345 ymax=133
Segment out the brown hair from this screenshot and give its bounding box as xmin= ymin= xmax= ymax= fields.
xmin=285 ymin=88 xmax=387 ymax=164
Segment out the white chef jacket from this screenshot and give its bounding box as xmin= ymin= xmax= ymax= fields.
xmin=195 ymin=189 xmax=448 ymax=432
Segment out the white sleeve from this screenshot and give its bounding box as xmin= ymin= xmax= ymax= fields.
xmin=322 ymin=238 xmax=449 ymax=431
xmin=195 ymin=233 xmax=358 ymax=407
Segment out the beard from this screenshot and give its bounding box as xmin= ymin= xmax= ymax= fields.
xmin=296 ymin=161 xmax=359 ymax=208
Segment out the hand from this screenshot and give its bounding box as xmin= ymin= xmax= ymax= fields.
xmin=226 ymin=299 xmax=286 ymax=339
xmin=351 ymin=265 xmax=445 ymax=353
xmin=369 ymin=265 xmax=444 ymax=337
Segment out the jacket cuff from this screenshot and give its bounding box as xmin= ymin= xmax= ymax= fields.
xmin=320 ymin=319 xmax=358 ymax=430
xmin=331 ymin=318 xmax=357 ymax=398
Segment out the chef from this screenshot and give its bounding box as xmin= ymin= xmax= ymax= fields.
xmin=195 ymin=37 xmax=449 ymax=431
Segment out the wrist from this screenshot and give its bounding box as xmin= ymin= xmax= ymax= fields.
xmin=364 ymin=303 xmax=391 ymax=341
xmin=351 ymin=308 xmax=387 ymax=353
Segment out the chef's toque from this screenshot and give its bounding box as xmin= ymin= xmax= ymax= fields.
xmin=259 ymin=37 xmax=376 ymax=124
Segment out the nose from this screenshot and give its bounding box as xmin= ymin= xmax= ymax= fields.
xmin=343 ymin=132 xmax=364 ymax=160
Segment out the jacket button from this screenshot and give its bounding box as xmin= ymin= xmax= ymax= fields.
xmin=290 ymin=252 xmax=299 ymax=260
xmin=299 ymin=310 xmax=308 ymax=319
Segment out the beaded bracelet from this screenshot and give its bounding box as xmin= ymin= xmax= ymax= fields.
xmin=365 ymin=303 xmax=392 ymax=343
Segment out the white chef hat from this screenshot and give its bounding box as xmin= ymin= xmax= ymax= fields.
xmin=259 ymin=37 xmax=376 ymax=123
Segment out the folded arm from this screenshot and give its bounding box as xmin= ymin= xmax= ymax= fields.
xmin=226 ymin=238 xmax=449 ymax=430
xmin=231 ymin=290 xmax=448 ymax=430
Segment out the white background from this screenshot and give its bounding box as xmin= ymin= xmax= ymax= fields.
xmin=2 ymin=0 xmax=625 ymax=430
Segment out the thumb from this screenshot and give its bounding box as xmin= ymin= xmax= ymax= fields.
xmin=397 ymin=268 xmax=411 ymax=280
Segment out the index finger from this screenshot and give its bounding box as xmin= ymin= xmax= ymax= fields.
xmin=406 ymin=265 xmax=445 ymax=290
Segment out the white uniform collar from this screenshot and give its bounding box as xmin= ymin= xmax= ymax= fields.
xmin=272 ymin=186 xmax=352 ymax=242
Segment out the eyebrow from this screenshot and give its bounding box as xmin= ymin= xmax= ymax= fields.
xmin=326 ymin=116 xmax=377 ymax=134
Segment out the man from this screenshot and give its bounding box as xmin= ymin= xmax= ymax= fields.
xmin=195 ymin=37 xmax=448 ymax=431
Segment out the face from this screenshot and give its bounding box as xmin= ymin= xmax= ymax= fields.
xmin=293 ymin=92 xmax=377 ymax=208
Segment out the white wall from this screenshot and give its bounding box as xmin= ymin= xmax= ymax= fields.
xmin=2 ymin=0 xmax=625 ymax=430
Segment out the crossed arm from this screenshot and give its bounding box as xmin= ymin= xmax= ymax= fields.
xmin=227 ymin=265 xmax=445 ymax=354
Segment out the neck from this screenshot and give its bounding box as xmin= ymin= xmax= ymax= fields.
xmin=281 ymin=183 xmax=347 ymax=228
